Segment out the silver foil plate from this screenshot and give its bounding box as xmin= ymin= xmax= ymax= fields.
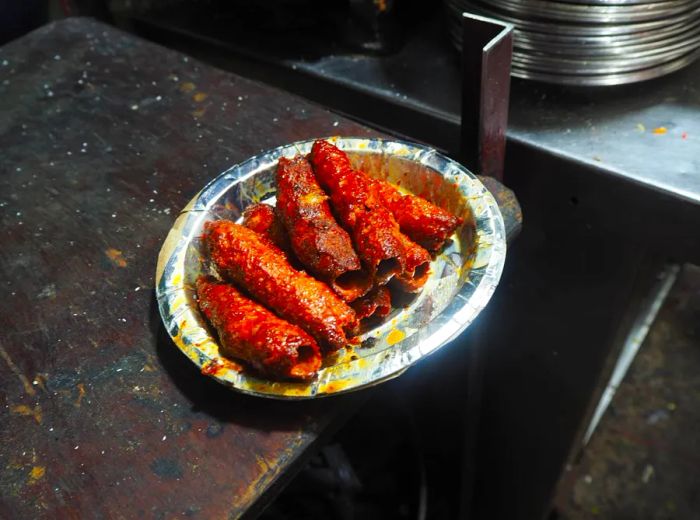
xmin=155 ymin=137 xmax=506 ymax=399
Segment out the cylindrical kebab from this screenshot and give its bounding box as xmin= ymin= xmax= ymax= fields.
xmin=372 ymin=180 xmax=463 ymax=252
xmin=196 ymin=277 xmax=322 ymax=380
xmin=276 ymin=156 xmax=372 ymax=302
xmin=393 ymin=233 xmax=432 ymax=293
xmin=351 ymin=286 xmax=392 ymax=322
xmin=241 ymin=203 xmax=291 ymax=253
xmin=204 ymin=220 xmax=358 ymax=351
xmin=309 ymin=140 xmax=405 ymax=285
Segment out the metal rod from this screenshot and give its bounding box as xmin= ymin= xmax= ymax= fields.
xmin=582 ymin=263 xmax=681 ymax=446
xmin=460 ymin=12 xmax=513 ymax=180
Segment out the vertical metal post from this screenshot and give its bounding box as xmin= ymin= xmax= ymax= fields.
xmin=460 ymin=13 xmax=513 ymax=181
xmin=458 ymin=17 xmax=513 ymax=518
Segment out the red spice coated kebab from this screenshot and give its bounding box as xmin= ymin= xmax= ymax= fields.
xmin=371 ymin=180 xmax=463 ymax=252
xmin=309 ymin=140 xmax=406 ymax=285
xmin=196 ymin=277 xmax=322 ymax=380
xmin=351 ymin=286 xmax=392 ymax=322
xmin=242 ymin=201 xmax=390 ymax=321
xmin=241 ymin=203 xmax=291 ymax=253
xmin=276 ymin=156 xmax=372 ymax=302
xmin=204 ymin=220 xmax=358 ymax=352
xmin=309 ymin=140 xmax=431 ymax=293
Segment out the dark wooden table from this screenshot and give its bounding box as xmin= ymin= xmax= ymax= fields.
xmin=0 ymin=18 xmax=519 ymax=519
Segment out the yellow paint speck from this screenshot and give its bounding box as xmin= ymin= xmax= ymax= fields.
xmin=11 ymin=404 xmax=42 ymax=424
xmin=28 ymin=466 xmax=45 ymax=484
xmin=636 ymin=123 xmax=645 ymax=132
xmin=191 ymin=107 xmax=206 ymax=118
xmin=105 ymin=248 xmax=127 ymax=268
xmin=652 ymin=126 xmax=668 ymax=135
xmin=179 ymin=82 xmax=196 ymax=93
xmin=75 ymin=383 xmax=86 ymax=407
xmin=193 ymin=92 xmax=208 ymax=102
xmin=374 ymin=0 xmax=388 ymax=12
xmin=386 ymin=329 xmax=405 ymax=346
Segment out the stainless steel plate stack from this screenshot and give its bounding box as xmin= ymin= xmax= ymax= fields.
xmin=446 ymin=0 xmax=700 ymax=86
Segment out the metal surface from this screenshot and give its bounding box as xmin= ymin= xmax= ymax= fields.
xmin=478 ymin=0 xmax=697 ymax=23
xmin=508 ymin=72 xmax=700 ymax=205
xmin=125 ymin=2 xmax=700 ymax=207
xmin=447 ymin=0 xmax=700 ymax=85
xmin=460 ymin=13 xmax=513 ymax=181
xmin=156 ymin=137 xmax=506 ymax=399
xmin=454 ymin=4 xmax=700 ymax=36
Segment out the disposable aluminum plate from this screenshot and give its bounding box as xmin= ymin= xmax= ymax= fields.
xmin=155 ymin=137 xmax=506 ymax=399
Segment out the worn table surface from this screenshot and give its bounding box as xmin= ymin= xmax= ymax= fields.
xmin=0 ymin=18 xmax=518 ymax=519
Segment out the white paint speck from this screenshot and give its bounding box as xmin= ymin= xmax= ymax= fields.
xmin=74 ymin=445 xmax=79 ymax=450
xmin=1 ymin=60 xmax=8 ymax=66
xmin=163 ymin=208 xmax=171 ymax=215
xmin=156 ymin=95 xmax=162 ymax=101
xmin=162 ymin=435 xmax=167 ymax=441
xmin=333 ymin=121 xmax=339 ymax=127
xmin=131 ymin=104 xmax=138 ymax=110
xmin=111 ymin=213 xmax=116 ymax=218
xmin=54 ymin=54 xmax=61 ymax=60
xmin=135 ymin=287 xmax=140 ymax=292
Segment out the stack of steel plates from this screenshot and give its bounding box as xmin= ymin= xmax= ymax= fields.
xmin=445 ymin=0 xmax=700 ymax=86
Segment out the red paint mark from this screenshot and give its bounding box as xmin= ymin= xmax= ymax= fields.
xmin=682 ymin=132 xmax=688 ymax=140
xmin=105 ymin=248 xmax=127 ymax=268
xmin=201 ymin=358 xmax=225 ymax=376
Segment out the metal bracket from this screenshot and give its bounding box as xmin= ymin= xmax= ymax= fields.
xmin=460 ymin=13 xmax=514 ymax=181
